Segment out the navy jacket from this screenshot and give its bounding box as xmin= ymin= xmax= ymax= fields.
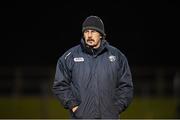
xmin=52 ymin=39 xmax=133 ymax=119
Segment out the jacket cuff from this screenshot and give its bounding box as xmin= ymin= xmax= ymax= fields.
xmin=67 ymin=100 xmax=79 ymax=110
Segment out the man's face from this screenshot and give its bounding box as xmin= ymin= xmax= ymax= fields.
xmin=83 ymin=29 xmax=102 ymax=49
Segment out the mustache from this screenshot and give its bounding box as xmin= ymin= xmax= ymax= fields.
xmin=87 ymin=38 xmax=94 ymax=41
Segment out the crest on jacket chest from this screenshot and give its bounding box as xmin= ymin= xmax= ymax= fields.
xmin=108 ymin=55 xmax=116 ymax=62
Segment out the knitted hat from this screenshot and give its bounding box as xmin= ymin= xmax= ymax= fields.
xmin=82 ymin=16 xmax=106 ymax=37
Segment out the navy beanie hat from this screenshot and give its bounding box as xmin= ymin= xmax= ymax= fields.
xmin=82 ymin=16 xmax=106 ymax=37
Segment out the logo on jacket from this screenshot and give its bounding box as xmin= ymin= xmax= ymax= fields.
xmin=65 ymin=52 xmax=71 ymax=60
xmin=109 ymin=55 xmax=116 ymax=62
xmin=74 ymin=57 xmax=84 ymax=62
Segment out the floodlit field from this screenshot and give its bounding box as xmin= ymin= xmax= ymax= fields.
xmin=0 ymin=96 xmax=178 ymax=118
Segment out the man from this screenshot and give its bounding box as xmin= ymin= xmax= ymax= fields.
xmin=52 ymin=15 xmax=133 ymax=119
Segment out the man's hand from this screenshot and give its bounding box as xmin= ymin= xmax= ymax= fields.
xmin=72 ymin=106 xmax=79 ymax=112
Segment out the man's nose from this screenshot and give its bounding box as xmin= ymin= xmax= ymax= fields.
xmin=88 ymin=32 xmax=92 ymax=37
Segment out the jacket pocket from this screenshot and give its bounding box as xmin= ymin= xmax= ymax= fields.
xmin=71 ymin=83 xmax=81 ymax=103
xmin=73 ymin=103 xmax=83 ymax=118
xmin=112 ymin=94 xmax=121 ymax=115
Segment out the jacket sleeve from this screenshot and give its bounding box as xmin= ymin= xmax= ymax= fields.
xmin=52 ymin=56 xmax=79 ymax=110
xmin=115 ymin=54 xmax=133 ymax=113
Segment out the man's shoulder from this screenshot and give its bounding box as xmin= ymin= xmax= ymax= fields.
xmin=60 ymin=45 xmax=81 ymax=60
xmin=66 ymin=44 xmax=80 ymax=53
xmin=107 ymin=44 xmax=125 ymax=56
xmin=107 ymin=44 xmax=128 ymax=62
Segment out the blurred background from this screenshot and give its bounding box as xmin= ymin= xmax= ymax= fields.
xmin=0 ymin=0 xmax=180 ymax=119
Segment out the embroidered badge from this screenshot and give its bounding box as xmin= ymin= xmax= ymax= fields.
xmin=109 ymin=55 xmax=116 ymax=62
xmin=74 ymin=57 xmax=84 ymax=62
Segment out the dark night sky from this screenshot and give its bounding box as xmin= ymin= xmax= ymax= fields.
xmin=1 ymin=0 xmax=180 ymax=67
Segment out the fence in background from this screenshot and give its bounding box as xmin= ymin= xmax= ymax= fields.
xmin=0 ymin=66 xmax=179 ymax=97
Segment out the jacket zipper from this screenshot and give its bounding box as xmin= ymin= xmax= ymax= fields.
xmin=90 ymin=48 xmax=101 ymax=118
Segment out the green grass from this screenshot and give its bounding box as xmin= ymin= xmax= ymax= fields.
xmin=0 ymin=96 xmax=178 ymax=118
xmin=121 ymin=97 xmax=178 ymax=118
